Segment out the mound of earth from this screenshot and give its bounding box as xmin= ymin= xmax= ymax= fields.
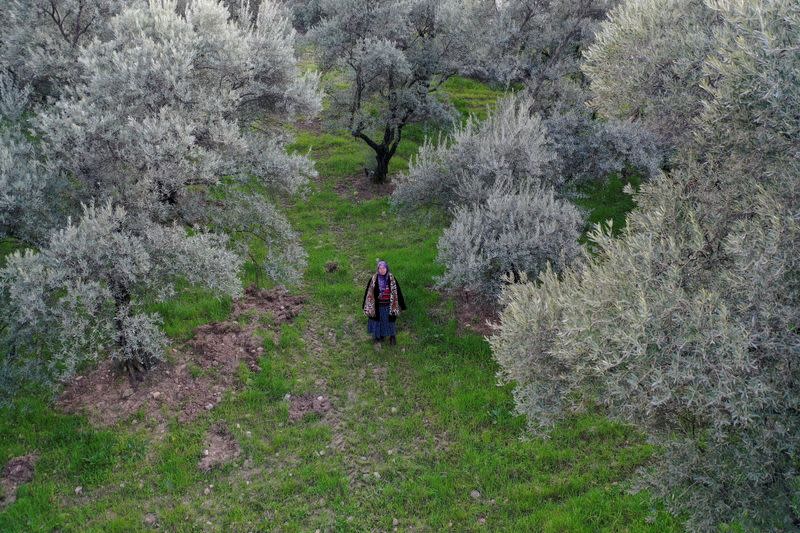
xmin=198 ymin=422 xmax=241 ymax=472
xmin=288 ymin=393 xmax=332 ymax=422
xmin=1 ymin=454 xmax=37 ymax=509
xmin=57 ymin=286 xmax=305 ymax=427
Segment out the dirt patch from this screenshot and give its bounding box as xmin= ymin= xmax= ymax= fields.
xmin=1 ymin=454 xmax=38 ymax=509
xmin=446 ymin=288 xmax=500 ymax=338
xmin=233 ymin=284 xmax=305 ymax=322
xmin=288 ymin=393 xmax=332 ymax=422
xmin=331 ymin=173 xmax=396 ymax=202
xmin=198 ymin=422 xmax=241 ymax=472
xmin=294 ymin=117 xmax=324 ymax=134
xmin=57 ymin=285 xmax=305 ymax=427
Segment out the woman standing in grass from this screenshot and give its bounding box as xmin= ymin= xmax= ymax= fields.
xmin=362 ymin=260 xmax=406 ymax=345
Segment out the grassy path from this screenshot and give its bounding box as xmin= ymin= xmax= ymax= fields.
xmin=0 ymin=79 xmax=681 ymax=531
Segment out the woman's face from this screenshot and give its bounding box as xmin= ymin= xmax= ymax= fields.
xmin=378 ymin=265 xmax=387 ymax=275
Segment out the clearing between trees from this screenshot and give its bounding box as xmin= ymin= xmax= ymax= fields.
xmin=0 ymin=77 xmax=679 ymax=531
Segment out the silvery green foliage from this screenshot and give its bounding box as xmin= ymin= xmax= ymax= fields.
xmin=475 ymin=0 xmax=667 ymax=187
xmin=436 ymin=177 xmax=582 ymax=297
xmin=0 ymin=0 xmax=129 ymax=99
xmin=491 ymin=0 xmax=800 ymax=529
xmin=392 ymin=95 xmax=556 ymax=210
xmin=392 ymin=93 xmax=664 ymax=211
xmin=2 ymin=0 xmax=320 ymax=384
xmin=0 ymin=73 xmax=33 ymax=121
xmin=0 ymin=73 xmax=66 ymax=244
xmin=208 ymin=191 xmax=308 ymax=286
xmin=281 ymin=0 xmax=323 ymax=32
xmin=0 ymin=201 xmax=242 ymax=385
xmin=695 ymin=0 xmax=800 ymax=191
xmin=310 ymin=0 xmax=477 ymax=182
xmin=33 ymin=0 xmax=319 ymax=291
xmin=484 ymin=0 xmax=617 ymax=115
xmin=544 ymin=110 xmax=666 ymax=188
xmin=492 ymin=172 xmax=800 ymax=530
xmin=581 ymin=0 xmax=722 ymax=150
xmin=34 ymin=0 xmax=320 ymax=225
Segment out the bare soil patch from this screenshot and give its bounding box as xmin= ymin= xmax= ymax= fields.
xmin=445 ymin=288 xmax=500 ymax=338
xmin=288 ymin=393 xmax=332 ymax=422
xmin=1 ymin=454 xmax=37 ymax=509
xmin=198 ymin=422 xmax=241 ymax=472
xmin=57 ymin=285 xmax=305 ymax=427
xmin=294 ymin=117 xmax=323 ymax=134
xmin=331 ymin=173 xmax=396 ymax=202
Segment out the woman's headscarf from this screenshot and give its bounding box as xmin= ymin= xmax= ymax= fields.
xmin=377 ymin=260 xmax=389 ymax=291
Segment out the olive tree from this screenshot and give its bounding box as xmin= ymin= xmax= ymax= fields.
xmin=490 ymin=0 xmax=800 ymax=529
xmin=1 ymin=201 xmax=242 ymax=385
xmin=310 ymin=0 xmax=479 ymax=183
xmin=0 ymin=0 xmax=129 ymax=100
xmin=34 ymin=0 xmax=319 ymax=223
xmin=436 ymin=177 xmax=582 ymax=296
xmin=392 ymin=94 xmax=556 ymax=210
xmin=581 ymin=0 xmax=722 ymax=150
xmin=485 ymin=0 xmax=616 ymax=115
xmin=1 ymin=0 xmax=320 ymax=384
xmin=392 ymin=93 xmax=664 ymax=210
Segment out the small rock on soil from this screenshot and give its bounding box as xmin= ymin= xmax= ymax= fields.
xmin=288 ymin=393 xmax=332 ymax=422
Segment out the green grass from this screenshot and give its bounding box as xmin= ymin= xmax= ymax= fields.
xmin=288 ymin=75 xmax=508 ymax=179
xmin=0 ymin=78 xmax=678 ymax=531
xmin=439 ymin=76 xmax=515 ymax=120
xmin=573 ymin=173 xmax=642 ymax=242
xmin=0 ymin=238 xmax=25 ymax=266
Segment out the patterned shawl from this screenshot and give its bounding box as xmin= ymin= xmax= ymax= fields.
xmin=363 ymin=272 xmax=401 ymax=319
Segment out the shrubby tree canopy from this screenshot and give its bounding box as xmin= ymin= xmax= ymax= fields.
xmin=491 ymin=0 xmax=800 ymax=529
xmin=0 ymin=74 xmax=66 ymax=245
xmin=392 ymin=92 xmax=663 ymax=295
xmin=474 ymin=0 xmax=668 ymax=190
xmin=31 ymin=0 xmax=319 ymax=279
xmin=436 ymin=177 xmax=582 ymax=296
xmin=310 ymin=0 xmax=480 ymax=183
xmin=1 ymin=201 xmax=242 ymax=383
xmin=393 ymin=94 xmax=615 ymax=297
xmin=0 ymin=0 xmax=320 ymax=388
xmin=581 ymin=0 xmax=722 ymax=150
xmin=280 ymin=0 xmax=323 ymax=32
xmin=0 ymin=0 xmax=129 ymax=100
xmin=484 ymin=0 xmax=616 ymax=114
xmin=35 ymin=0 xmax=319 ymax=223
xmin=392 ymin=95 xmax=556 ymax=211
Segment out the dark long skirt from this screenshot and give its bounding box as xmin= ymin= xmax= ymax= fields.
xmin=367 ymin=302 xmax=396 ymax=339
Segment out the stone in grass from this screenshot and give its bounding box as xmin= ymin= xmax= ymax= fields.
xmin=470 ymin=489 xmax=481 ymax=500
xmin=143 ymin=513 xmax=158 ymax=527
